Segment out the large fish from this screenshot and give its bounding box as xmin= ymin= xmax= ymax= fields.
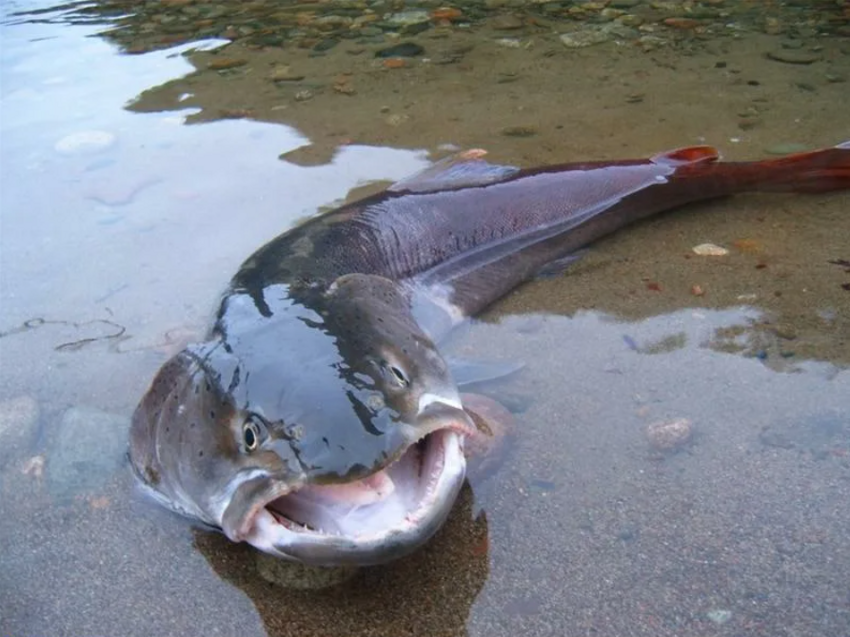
xmin=130 ymin=142 xmax=850 ymax=566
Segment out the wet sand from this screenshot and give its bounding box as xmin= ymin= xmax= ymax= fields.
xmin=1 ymin=1 xmax=849 ymax=636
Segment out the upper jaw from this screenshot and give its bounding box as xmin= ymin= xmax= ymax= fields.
xmin=224 ymin=410 xmax=472 ymax=566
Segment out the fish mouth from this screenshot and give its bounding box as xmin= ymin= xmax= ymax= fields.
xmin=232 ymin=406 xmax=474 ymax=566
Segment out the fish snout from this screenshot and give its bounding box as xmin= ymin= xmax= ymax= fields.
xmin=415 ymin=394 xmax=477 ymax=440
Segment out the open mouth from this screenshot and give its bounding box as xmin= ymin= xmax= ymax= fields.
xmin=239 ymin=427 xmax=469 ymax=566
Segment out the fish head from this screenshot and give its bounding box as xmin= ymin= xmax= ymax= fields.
xmin=130 ymin=274 xmax=476 ymax=566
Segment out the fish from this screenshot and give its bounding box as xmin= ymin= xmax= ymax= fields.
xmin=130 ymin=141 xmax=850 ymax=566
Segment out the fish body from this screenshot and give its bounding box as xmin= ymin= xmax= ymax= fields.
xmin=130 ymin=142 xmax=850 ymax=565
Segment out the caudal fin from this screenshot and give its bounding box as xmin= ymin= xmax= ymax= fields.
xmin=674 ymin=141 xmax=850 ymax=195
xmin=746 ymin=141 xmax=850 ymax=194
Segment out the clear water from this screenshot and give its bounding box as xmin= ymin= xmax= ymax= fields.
xmin=1 ymin=1 xmax=849 ymax=636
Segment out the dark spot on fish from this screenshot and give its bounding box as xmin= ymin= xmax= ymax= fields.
xmin=322 ymin=436 xmax=329 ymax=447
xmin=190 ymin=422 xmax=196 ymax=429
xmin=210 ymin=410 xmax=216 ymax=419
xmin=198 ymin=450 xmax=204 ymax=458
xmin=205 ymin=381 xmax=211 ymax=392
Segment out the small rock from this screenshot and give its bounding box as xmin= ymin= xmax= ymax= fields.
xmin=333 ymin=77 xmax=356 ymax=95
xmin=256 ymin=551 xmax=359 ymax=589
xmin=560 ymin=29 xmax=610 ymax=48
xmin=763 ymin=17 xmax=783 ymax=35
xmin=375 ymin=42 xmax=424 ymax=58
xmin=706 ymin=609 xmax=733 ymax=625
xmin=609 ymin=0 xmax=641 ymax=7
xmin=769 ymin=323 xmax=797 ymax=340
xmin=495 ymin=38 xmax=521 ymax=48
xmin=645 ymin=418 xmax=693 ymax=451
xmin=766 ymin=50 xmax=822 ymax=65
xmin=21 ymin=455 xmax=45 ymax=479
xmin=690 ymin=284 xmax=705 ymax=296
xmin=501 ymin=125 xmax=538 ymax=138
xmin=617 ymin=14 xmax=643 ymax=27
xmin=268 ymin=66 xmax=305 ymax=82
xmin=732 ymin=238 xmax=761 ymax=253
xmin=600 ymin=8 xmax=625 ymax=21
xmin=312 ymin=15 xmax=352 ymax=29
xmin=0 ymin=395 xmax=40 ymax=463
xmin=313 ymin=38 xmax=339 ymax=52
xmin=294 ymin=90 xmax=314 ymax=102
xmin=47 ymin=406 xmax=130 ymax=499
xmin=431 ymin=7 xmax=463 ymax=21
xmin=385 ymin=113 xmax=409 ymax=126
xmin=492 ymin=15 xmax=524 ymax=30
xmin=663 ymin=17 xmax=701 ymax=29
xmin=207 ymin=57 xmax=248 ymax=70
xmin=385 ymin=10 xmax=431 ymax=28
xmin=692 ymin=243 xmax=729 ymax=256
xmin=54 ymin=131 xmax=116 ymax=155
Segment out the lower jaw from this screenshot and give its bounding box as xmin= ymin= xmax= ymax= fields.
xmin=243 ymin=429 xmax=467 ymax=566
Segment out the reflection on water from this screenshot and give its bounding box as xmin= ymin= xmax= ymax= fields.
xmin=195 ymin=485 xmax=489 ymax=637
xmin=1 ymin=1 xmax=849 ymax=636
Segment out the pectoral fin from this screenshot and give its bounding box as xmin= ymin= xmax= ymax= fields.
xmin=448 ymin=356 xmax=525 ymax=389
xmin=461 ymin=392 xmax=515 ymax=485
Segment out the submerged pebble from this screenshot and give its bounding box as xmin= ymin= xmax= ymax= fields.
xmin=706 ymin=609 xmax=733 ymax=625
xmin=375 ymin=42 xmax=424 ymax=58
xmin=385 ymin=11 xmax=431 ymax=29
xmin=766 ymin=49 xmax=822 ymax=65
xmin=645 ymin=418 xmax=693 ymax=451
xmin=47 ymin=406 xmax=130 ymax=499
xmin=559 ymin=29 xmax=610 ymax=48
xmin=256 ymin=551 xmax=359 ymax=589
xmin=0 ymin=395 xmax=40 ymax=463
xmin=54 ymin=130 xmax=116 ymax=155
xmin=692 ymin=243 xmax=729 ymax=256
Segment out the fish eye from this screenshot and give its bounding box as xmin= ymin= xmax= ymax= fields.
xmin=381 ymin=361 xmax=409 ymax=388
xmin=242 ymin=416 xmax=263 ymax=452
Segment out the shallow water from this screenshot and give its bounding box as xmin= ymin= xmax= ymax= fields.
xmin=1 ymin=1 xmax=849 ymax=636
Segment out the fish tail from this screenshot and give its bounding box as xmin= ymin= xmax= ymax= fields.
xmin=690 ymin=141 xmax=850 ymax=195
xmin=750 ymin=141 xmax=850 ymax=193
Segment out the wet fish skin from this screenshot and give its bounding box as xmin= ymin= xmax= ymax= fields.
xmin=130 ymin=142 xmax=850 ymax=565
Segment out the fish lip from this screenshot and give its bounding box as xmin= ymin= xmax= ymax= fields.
xmin=237 ymin=424 xmax=471 ymax=566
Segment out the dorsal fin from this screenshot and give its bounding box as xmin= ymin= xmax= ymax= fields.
xmin=389 ymin=149 xmax=520 ymax=193
xmin=651 ymin=145 xmax=720 ymax=167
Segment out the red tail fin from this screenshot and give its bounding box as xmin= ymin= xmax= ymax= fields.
xmin=753 ymin=141 xmax=850 ymax=193
xmin=686 ymin=141 xmax=850 ymax=195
